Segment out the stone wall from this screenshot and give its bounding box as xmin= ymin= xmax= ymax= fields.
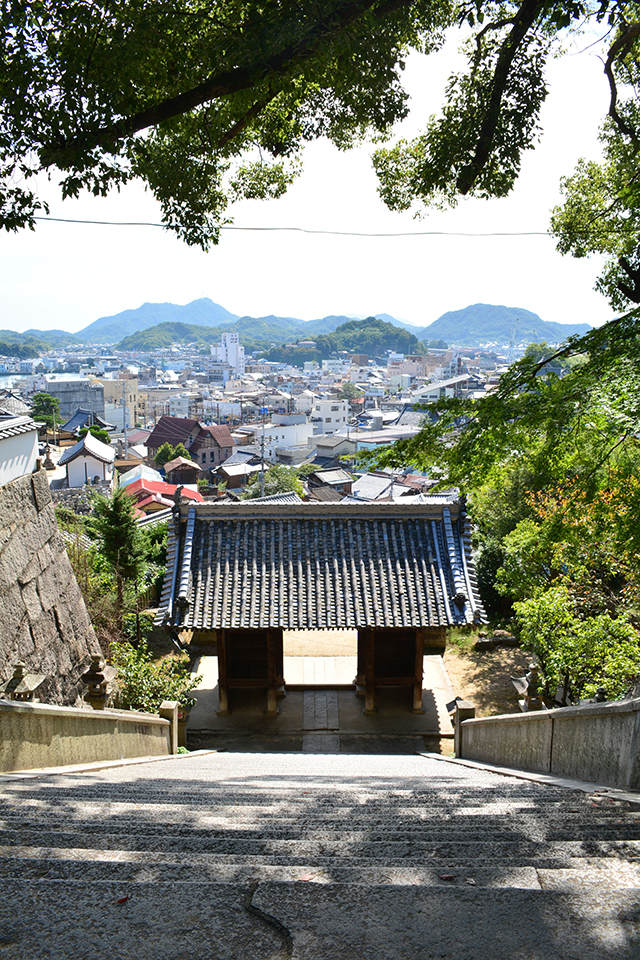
xmin=0 ymin=700 xmax=173 ymax=772
xmin=0 ymin=470 xmax=100 ymax=705
xmin=458 ymin=697 xmax=640 ymax=791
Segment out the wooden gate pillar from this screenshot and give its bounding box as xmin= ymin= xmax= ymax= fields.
xmin=217 ymin=630 xmax=230 ymax=715
xmin=413 ymin=628 xmax=425 ymax=714
xmin=360 ymin=627 xmax=376 ymax=715
xmin=265 ymin=628 xmax=282 ymax=716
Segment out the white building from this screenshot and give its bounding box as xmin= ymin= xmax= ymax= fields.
xmin=0 ymin=416 xmax=39 ymax=487
xmin=211 ymin=332 xmax=245 ymax=377
xmin=57 ymin=432 xmax=115 ymax=488
xmin=310 ymin=399 xmax=349 ymax=434
xmin=241 ymin=414 xmax=315 ymax=459
xmin=321 ymin=359 xmax=349 ymax=374
xmin=168 ymin=394 xmax=191 ymax=419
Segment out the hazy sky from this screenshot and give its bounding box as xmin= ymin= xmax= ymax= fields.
xmin=0 ymin=32 xmax=613 ymax=334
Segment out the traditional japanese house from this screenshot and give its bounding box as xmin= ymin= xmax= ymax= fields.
xmin=157 ymin=499 xmax=484 ymax=716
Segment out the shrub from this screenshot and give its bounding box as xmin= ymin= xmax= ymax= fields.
xmin=110 ymin=639 xmax=201 ymax=713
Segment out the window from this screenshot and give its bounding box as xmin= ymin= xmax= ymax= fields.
xmin=331 ymin=405 xmax=339 ymax=411
xmin=210 ymin=451 xmax=215 ymax=463
xmin=325 ymin=417 xmax=331 ymax=423
xmin=201 ymin=453 xmax=206 ymax=465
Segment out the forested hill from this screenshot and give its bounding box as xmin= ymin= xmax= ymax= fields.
xmin=422 ymin=304 xmax=592 ymax=346
xmin=116 ymin=316 xmax=442 ymax=357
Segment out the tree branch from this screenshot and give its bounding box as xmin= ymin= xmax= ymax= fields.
xmin=604 ymin=21 xmax=640 ymax=147
xmin=41 ymin=0 xmax=412 ymax=168
xmin=457 ymin=0 xmax=546 ymax=195
xmin=216 ymin=90 xmax=281 ymax=150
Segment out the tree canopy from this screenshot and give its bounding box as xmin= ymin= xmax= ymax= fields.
xmin=3 ymin=2 xmax=636 ymax=251
xmin=30 ymin=392 xmax=60 ymax=429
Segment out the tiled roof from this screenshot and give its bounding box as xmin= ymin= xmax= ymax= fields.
xmin=315 ymin=435 xmax=356 ymax=448
xmin=164 ymin=456 xmax=202 ymax=473
xmin=146 ymin=416 xmax=199 ymax=450
xmin=309 ymin=468 xmax=352 ymax=486
xmin=307 ymin=486 xmax=344 ymax=502
xmin=125 ymin=478 xmax=204 ymax=503
xmin=244 ymin=491 xmax=303 ymax=504
xmin=0 ymin=392 xmax=30 ymax=416
xmin=157 ymin=501 xmax=485 ymax=632
xmin=59 ymin=408 xmax=115 ymax=433
xmin=0 ymin=415 xmax=38 ymax=441
xmin=58 ymin=431 xmax=116 ymax=466
xmin=189 ymin=424 xmax=234 ymax=452
xmin=136 ymin=507 xmax=173 ymax=528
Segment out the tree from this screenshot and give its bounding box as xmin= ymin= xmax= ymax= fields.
xmin=154 ymin=442 xmax=193 ymax=468
xmin=30 ymin=392 xmax=60 ymax=430
xmin=242 ymin=464 xmax=304 ymax=499
xmin=78 ymin=425 xmax=111 ymax=444
xmin=2 ymin=3 xmax=630 ymax=248
xmin=514 ymin=587 xmax=640 ymax=703
xmin=339 ymin=382 xmax=364 ymax=401
xmin=87 ymin=486 xmax=144 ymax=626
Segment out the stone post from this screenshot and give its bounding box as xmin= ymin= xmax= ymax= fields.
xmin=159 ymin=700 xmax=179 ymax=755
xmin=454 ymin=700 xmax=476 ymax=758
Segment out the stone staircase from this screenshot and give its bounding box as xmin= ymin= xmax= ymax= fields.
xmin=0 ymin=752 xmax=638 ymax=959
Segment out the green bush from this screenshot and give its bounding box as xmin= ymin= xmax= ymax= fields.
xmin=110 ymin=639 xmax=201 ymax=713
xmin=514 ymin=587 xmax=640 ymax=701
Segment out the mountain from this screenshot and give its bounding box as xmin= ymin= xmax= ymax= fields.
xmin=420 ymin=304 xmax=592 ymax=346
xmin=76 ymin=298 xmax=239 ymax=344
xmin=23 ymin=329 xmax=82 ymax=348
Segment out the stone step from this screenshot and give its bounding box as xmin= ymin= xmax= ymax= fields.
xmin=0 ymin=845 xmax=637 ymax=877
xmin=0 ymin=855 xmax=637 ymax=889
xmin=1 ymin=838 xmax=637 ymax=863
xmin=1 ymin=823 xmax=639 ymax=852
xmin=0 ymin=878 xmax=638 ymax=960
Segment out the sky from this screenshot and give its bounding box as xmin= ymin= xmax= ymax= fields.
xmin=0 ymin=30 xmax=614 ymax=335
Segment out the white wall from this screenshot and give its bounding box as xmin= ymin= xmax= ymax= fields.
xmin=0 ymin=429 xmax=38 ymax=487
xmin=67 ymin=455 xmax=114 ymax=488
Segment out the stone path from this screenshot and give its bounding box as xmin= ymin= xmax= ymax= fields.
xmin=0 ymin=751 xmax=638 ymax=958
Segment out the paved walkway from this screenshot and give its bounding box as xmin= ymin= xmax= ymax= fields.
xmin=188 ymin=654 xmax=455 ymax=753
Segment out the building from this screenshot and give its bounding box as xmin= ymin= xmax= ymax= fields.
xmin=157 ymin=499 xmax=485 ymax=715
xmin=310 ymin=399 xmax=349 ymax=434
xmin=57 ymin=432 xmax=116 ymax=488
xmin=101 ymin=377 xmax=139 ymax=426
xmin=211 ymin=332 xmax=245 ymax=378
xmin=189 ymin=424 xmax=235 ymax=472
xmin=0 ymin=416 xmax=39 ymax=487
xmin=39 ymin=378 xmax=105 ymax=420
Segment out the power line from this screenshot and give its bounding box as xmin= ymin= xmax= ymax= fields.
xmin=32 ymin=216 xmax=552 ymax=237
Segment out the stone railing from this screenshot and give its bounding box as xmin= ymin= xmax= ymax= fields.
xmin=0 ymin=699 xmax=179 ymax=773
xmin=455 ymin=697 xmax=640 ymax=791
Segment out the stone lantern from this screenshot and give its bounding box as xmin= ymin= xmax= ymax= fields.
xmin=81 ymin=655 xmax=117 ymax=710
xmin=0 ymin=662 xmax=46 ymax=702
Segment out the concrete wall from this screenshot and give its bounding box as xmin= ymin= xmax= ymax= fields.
xmin=459 ymin=698 xmax=640 ymax=790
xmin=0 ymin=470 xmax=101 ymax=705
xmin=43 ymin=380 xmax=105 ymax=419
xmin=0 ymin=700 xmax=171 ymax=772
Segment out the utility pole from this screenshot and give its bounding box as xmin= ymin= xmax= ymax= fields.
xmin=260 ymin=405 xmax=266 ymax=498
xmin=122 ymin=379 xmax=129 ymax=457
